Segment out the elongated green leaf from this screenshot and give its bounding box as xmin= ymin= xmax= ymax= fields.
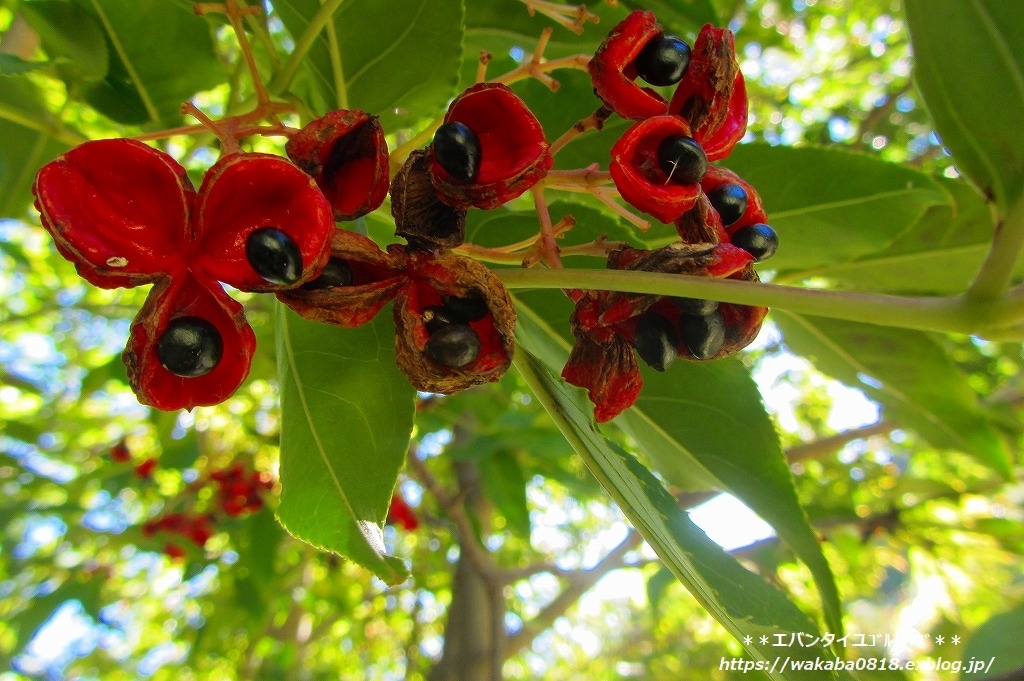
xmin=0 ymin=55 xmax=56 ymax=77
xmin=620 ymin=0 xmax=719 ymax=34
xmin=514 ymin=347 xmax=846 ymax=681
xmin=514 ymin=291 xmax=842 ymax=634
xmin=960 ymin=606 xmax=1024 ymax=679
xmin=275 ymin=303 xmax=415 ymax=584
xmin=274 ymin=0 xmax=464 ymax=129
xmin=21 ymin=0 xmax=109 ymax=81
xmin=72 ymin=0 xmax=223 ymax=124
xmin=796 ymin=177 xmax=1009 ymax=294
xmin=775 ymin=311 xmax=1012 ymax=477
xmin=0 ymin=77 xmax=75 ymax=219
xmin=905 ymin=0 xmax=1024 ymax=213
xmin=706 ymin=144 xmax=949 ymax=272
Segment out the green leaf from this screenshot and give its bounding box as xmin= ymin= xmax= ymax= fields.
xmin=479 ymin=449 xmax=531 ymax=537
xmin=275 ymin=303 xmax=415 ymax=585
xmin=905 ymin=0 xmax=1024 ymax=213
xmin=20 ymin=0 xmax=109 ymax=81
xmin=960 ymin=605 xmax=1024 ymax=678
xmin=620 ymin=359 xmax=844 ymax=636
xmin=0 ymin=77 xmax=76 ymax=219
xmin=619 ymin=0 xmax=720 ymax=33
xmin=514 ymin=291 xmax=843 ymax=635
xmin=0 ymin=55 xmax=56 ymax=77
xmin=73 ymin=0 xmax=224 ymax=124
xmin=775 ymin=312 xmax=1013 ymax=477
xmin=801 ymin=177 xmax=1003 ymax=294
xmin=274 ymin=0 xmax=464 ymax=129
xmin=713 ymin=144 xmax=949 ymax=272
xmin=513 ymin=347 xmax=847 ymax=681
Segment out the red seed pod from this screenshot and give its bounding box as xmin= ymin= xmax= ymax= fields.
xmin=285 ymin=109 xmax=390 ymax=221
xmin=699 ymin=165 xmax=768 ymax=236
xmin=33 ymin=139 xmax=193 ymax=288
xmin=134 ymin=457 xmax=158 ymax=479
xmin=386 ymin=494 xmax=420 ymax=531
xmin=190 ymin=153 xmax=334 ymax=293
xmin=110 ymin=439 xmax=132 ymax=463
xmin=588 ymin=10 xmax=673 ymax=120
xmin=563 ymin=242 xmax=768 ymax=421
xmin=276 ymin=229 xmax=411 ymax=328
xmin=610 ymin=115 xmax=704 ymax=224
xmin=393 ymin=250 xmax=516 ymax=394
xmin=123 ymin=272 xmax=257 ymax=411
xmin=668 ymin=25 xmax=747 ymax=159
xmin=429 ymin=83 xmax=552 ymax=210
xmin=164 ymin=543 xmax=186 ymax=560
xmin=187 ymin=514 xmax=216 ymax=547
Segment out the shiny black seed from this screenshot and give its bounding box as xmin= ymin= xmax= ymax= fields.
xmin=634 ymin=313 xmax=679 ymax=372
xmin=423 ymin=306 xmax=459 ymax=334
xmin=434 ymin=122 xmax=481 ymax=183
xmin=246 ymin=227 xmax=303 ymax=285
xmin=706 ymin=183 xmax=748 ymax=227
xmin=156 ymin=317 xmax=223 ymax=378
xmin=635 ymin=35 xmax=691 ymax=87
xmin=731 ymin=223 xmax=778 ymax=261
xmin=301 ymin=258 xmax=353 ymax=290
xmin=672 ymin=297 xmax=719 ymax=316
xmin=442 ymin=294 xmax=489 ymax=323
xmin=680 ymin=310 xmax=725 ymax=360
xmin=424 ymin=323 xmax=482 ymax=368
xmin=656 ymin=136 xmax=708 ymax=185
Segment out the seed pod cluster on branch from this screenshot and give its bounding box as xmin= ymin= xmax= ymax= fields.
xmin=30 ymin=4 xmax=776 ymax=426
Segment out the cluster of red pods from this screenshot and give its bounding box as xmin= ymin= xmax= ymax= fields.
xmin=32 ymin=9 xmax=775 ymax=424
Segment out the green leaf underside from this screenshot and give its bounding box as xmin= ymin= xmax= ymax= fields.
xmin=960 ymin=606 xmax=1024 ymax=678
xmin=705 ymin=144 xmax=949 ymax=272
xmin=73 ymin=0 xmax=223 ymax=125
xmin=905 ymin=0 xmax=1024 ymax=213
xmin=514 ymin=348 xmax=845 ymax=681
xmin=0 ymin=78 xmax=73 ymax=219
xmin=791 ymin=177 xmax=1019 ymax=293
xmin=275 ymin=303 xmax=415 ymax=584
xmin=514 ymin=292 xmax=844 ymax=637
xmin=20 ymin=0 xmax=109 ymax=81
xmin=774 ymin=311 xmax=1012 ymax=477
xmin=274 ymin=0 xmax=463 ymax=129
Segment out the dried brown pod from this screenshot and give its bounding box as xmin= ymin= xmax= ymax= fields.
xmin=391 ymin=149 xmax=467 ymax=251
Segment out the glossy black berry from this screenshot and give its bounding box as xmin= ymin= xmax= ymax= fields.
xmin=657 ymin=136 xmax=708 ymax=184
xmin=731 ymin=223 xmax=778 ymax=261
xmin=635 ymin=35 xmax=691 ymax=87
xmin=301 ymin=258 xmax=353 ymax=290
xmin=156 ymin=317 xmax=223 ymax=378
xmin=634 ymin=313 xmax=679 ymax=372
xmin=422 ymin=306 xmax=459 ymax=334
xmin=672 ymin=297 xmax=719 ymax=316
xmin=424 ymin=323 xmax=482 ymax=368
xmin=706 ymin=183 xmax=748 ymax=227
xmin=434 ymin=122 xmax=481 ymax=183
xmin=246 ymin=227 xmax=303 ymax=285
xmin=442 ymin=294 xmax=489 ymax=323
xmin=680 ymin=310 xmax=725 ymax=360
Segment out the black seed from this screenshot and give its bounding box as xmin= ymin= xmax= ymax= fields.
xmin=442 ymin=294 xmax=489 ymax=323
xmin=680 ymin=310 xmax=725 ymax=360
xmin=634 ymin=313 xmax=679 ymax=372
xmin=422 ymin=306 xmax=459 ymax=334
xmin=635 ymin=35 xmax=691 ymax=87
xmin=706 ymin=183 xmax=748 ymax=227
xmin=434 ymin=122 xmax=481 ymax=183
xmin=672 ymin=297 xmax=719 ymax=316
xmin=424 ymin=323 xmax=482 ymax=368
xmin=156 ymin=317 xmax=223 ymax=378
xmin=731 ymin=223 xmax=778 ymax=261
xmin=656 ymin=136 xmax=708 ymax=184
xmin=246 ymin=227 xmax=303 ymax=285
xmin=301 ymin=258 xmax=353 ymax=290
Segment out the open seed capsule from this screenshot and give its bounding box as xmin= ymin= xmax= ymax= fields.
xmin=731 ymin=223 xmax=778 ymax=261
xmin=156 ymin=316 xmax=223 ymax=378
xmin=680 ymin=310 xmax=726 ymax=360
xmin=634 ymin=313 xmax=679 ymax=372
xmin=433 ymin=122 xmax=481 ymax=183
xmin=657 ymin=136 xmax=708 ymax=184
xmin=246 ymin=227 xmax=303 ymax=286
xmin=424 ymin=323 xmax=482 ymax=368
xmin=636 ymin=35 xmax=691 ymax=87
xmin=706 ymin=183 xmax=748 ymax=227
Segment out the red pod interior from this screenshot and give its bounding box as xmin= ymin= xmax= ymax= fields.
xmin=588 ymin=10 xmax=671 ymax=120
xmin=123 ymin=273 xmax=256 ymax=411
xmin=33 ymin=138 xmax=194 ymax=288
xmin=192 ymin=153 xmax=334 ymax=292
xmin=610 ymin=115 xmax=702 ymax=224
xmin=700 ymin=166 xmax=769 ymax=235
